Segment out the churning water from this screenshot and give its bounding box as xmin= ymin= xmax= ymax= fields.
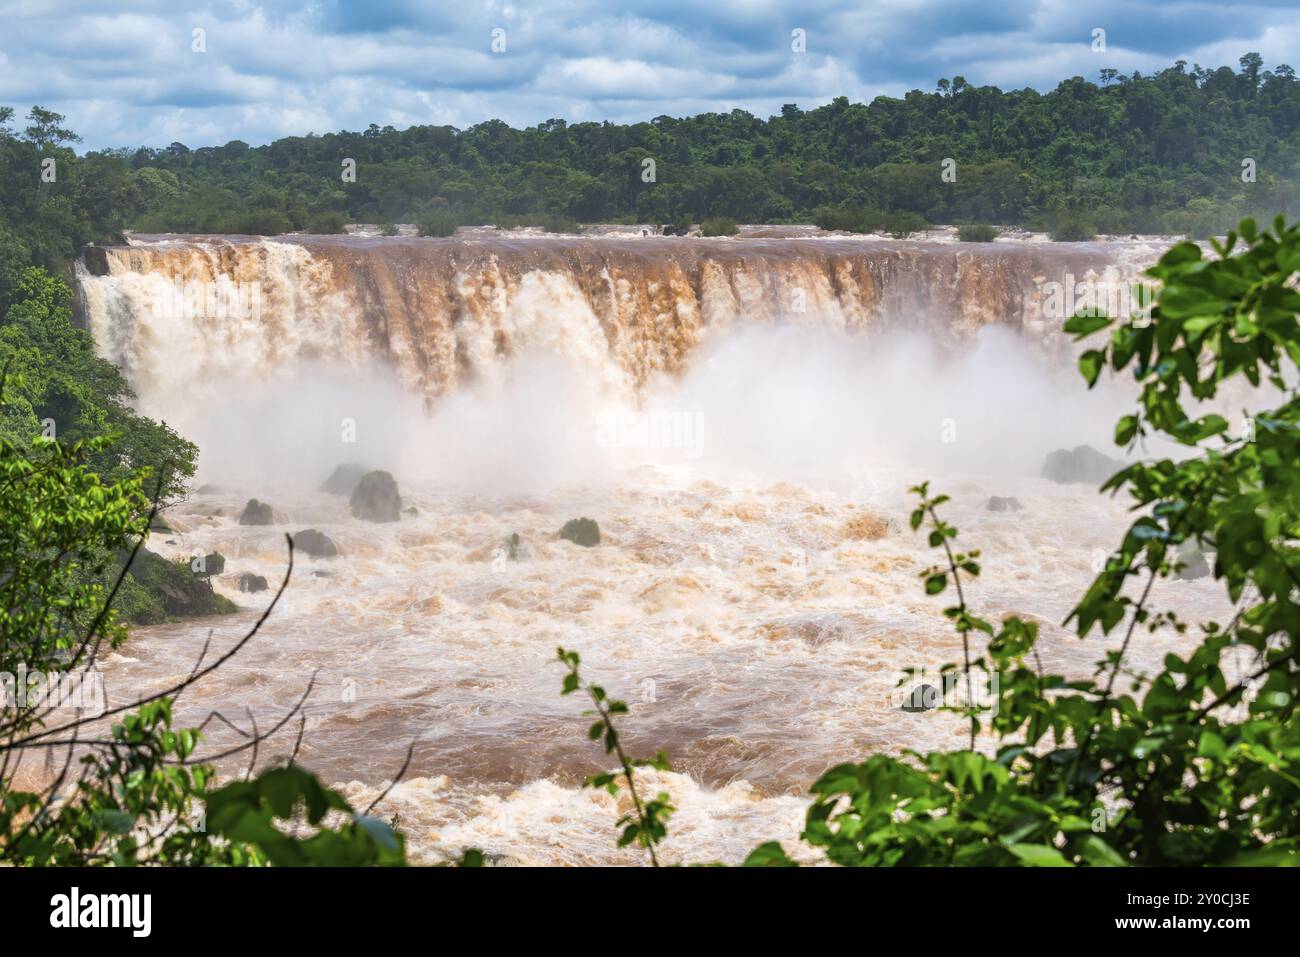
xmin=77 ymin=232 xmax=1231 ymax=864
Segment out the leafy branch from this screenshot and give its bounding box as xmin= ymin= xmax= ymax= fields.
xmin=909 ymin=481 xmax=991 ymax=749
xmin=556 ymin=647 xmax=673 ymax=866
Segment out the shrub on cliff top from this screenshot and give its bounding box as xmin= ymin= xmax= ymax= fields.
xmin=701 ymin=216 xmax=739 ymax=237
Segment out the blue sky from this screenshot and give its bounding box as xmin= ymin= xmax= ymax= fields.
xmin=1 ymin=0 xmax=1296 ymax=150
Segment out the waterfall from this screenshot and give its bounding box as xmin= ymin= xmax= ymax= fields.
xmin=79 ymin=233 xmax=1156 ymax=415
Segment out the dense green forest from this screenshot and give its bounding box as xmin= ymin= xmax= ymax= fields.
xmin=3 ymin=54 xmax=1300 ymax=267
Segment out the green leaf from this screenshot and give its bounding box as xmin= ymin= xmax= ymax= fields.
xmin=1064 ymin=313 xmax=1112 ymax=337
xmin=743 ymin=842 xmax=799 ymax=867
xmin=1079 ymin=350 xmax=1104 ymax=386
xmin=94 ymin=809 xmax=135 ymax=835
xmin=1077 ymin=835 xmax=1128 ymax=867
xmin=1115 ymin=414 xmax=1138 ymax=446
xmin=1007 ymin=843 xmax=1073 ymax=867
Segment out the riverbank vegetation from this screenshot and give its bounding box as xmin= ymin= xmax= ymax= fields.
xmin=0 ymin=372 xmax=406 ymax=863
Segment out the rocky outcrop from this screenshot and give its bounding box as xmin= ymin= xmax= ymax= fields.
xmin=1041 ymin=445 xmax=1125 ymax=485
xmin=238 ymin=573 xmax=269 ymax=593
xmin=559 ymin=517 xmax=600 ymax=547
xmin=239 ymin=499 xmax=274 ymax=525
xmin=195 ymin=552 xmax=225 ymax=576
xmin=901 ymin=684 xmax=940 ymax=713
xmin=293 ymin=528 xmax=339 ymax=558
xmin=322 ymin=463 xmax=368 ymax=495
xmin=115 ymin=548 xmax=238 ymax=624
xmin=349 ymin=470 xmax=402 ymax=522
xmin=986 ymin=496 xmax=1023 ymax=512
xmin=81 ymin=245 xmax=112 ymax=276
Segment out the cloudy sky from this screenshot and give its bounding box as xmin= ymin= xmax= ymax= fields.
xmin=1 ymin=0 xmax=1296 ymax=150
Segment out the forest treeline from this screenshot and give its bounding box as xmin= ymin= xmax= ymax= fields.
xmin=3 ymin=54 xmax=1300 ymax=267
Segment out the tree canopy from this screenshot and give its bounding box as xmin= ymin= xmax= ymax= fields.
xmin=3 ymin=55 xmax=1298 ymax=258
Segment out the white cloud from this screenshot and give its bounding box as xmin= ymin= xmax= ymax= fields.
xmin=0 ymin=0 xmax=1291 ymax=148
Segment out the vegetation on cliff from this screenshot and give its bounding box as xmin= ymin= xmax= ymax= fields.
xmin=0 ymin=401 xmax=404 ymax=864
xmin=112 ymin=548 xmax=237 ymax=625
xmin=0 ymin=265 xmax=195 ymax=503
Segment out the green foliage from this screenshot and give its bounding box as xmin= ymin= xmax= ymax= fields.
xmin=881 ymin=211 xmax=929 ymax=239
xmin=813 ymin=206 xmax=929 ymax=237
xmin=112 ymin=547 xmax=237 ymax=625
xmin=0 ymin=433 xmax=146 ymax=672
xmin=6 ymin=54 xmax=1296 ymax=244
xmin=539 ymin=212 xmax=581 ymax=234
xmin=303 ymin=209 xmax=348 ymax=234
xmin=8 ymin=699 xmax=403 ymax=866
xmin=1046 ymin=210 xmax=1098 ymax=242
xmin=557 ymin=647 xmax=674 ymax=864
xmin=417 ymin=209 xmax=461 ymax=237
xmin=700 ymin=216 xmax=739 ymax=236
xmin=230 ymin=207 xmax=292 ymax=236
xmin=0 ymin=113 xmax=201 ymax=626
xmin=0 ymin=406 xmax=405 ymax=866
xmin=751 ymin=216 xmax=1300 ymax=867
xmin=0 ymin=266 xmax=196 ymax=504
xmin=559 ymin=517 xmax=600 ymax=547
xmin=7 ymin=698 xmax=246 ymax=866
xmin=957 ymin=223 xmax=999 ymax=242
xmin=204 ymin=765 xmax=403 ymax=866
xmin=814 ymin=205 xmax=880 ymax=232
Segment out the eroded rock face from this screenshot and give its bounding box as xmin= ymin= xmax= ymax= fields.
xmin=322 ymin=463 xmax=367 ymax=495
xmin=293 ymin=528 xmax=339 ymax=558
xmin=349 ymin=470 xmax=402 ymax=523
xmin=81 ymin=245 xmax=111 ymax=276
xmin=239 ymin=499 xmax=274 ymax=525
xmin=1041 ymin=445 xmax=1125 ymax=485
